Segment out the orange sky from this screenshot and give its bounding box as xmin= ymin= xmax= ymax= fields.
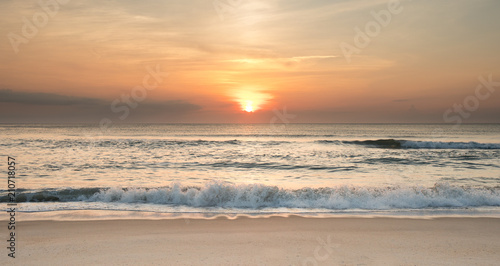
xmin=0 ymin=0 xmax=499 ymax=123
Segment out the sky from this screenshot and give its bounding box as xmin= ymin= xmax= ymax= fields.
xmin=0 ymin=0 xmax=499 ymax=124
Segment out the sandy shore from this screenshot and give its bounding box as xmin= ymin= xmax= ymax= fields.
xmin=3 ymin=216 xmax=500 ymax=265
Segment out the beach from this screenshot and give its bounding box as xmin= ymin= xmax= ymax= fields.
xmin=6 ymin=216 xmax=500 ymax=265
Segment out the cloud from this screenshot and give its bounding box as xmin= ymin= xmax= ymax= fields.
xmin=392 ymin=97 xmax=431 ymax=103
xmin=0 ymin=89 xmax=200 ymax=111
xmin=0 ymin=89 xmax=105 ymax=106
xmin=393 ymin=99 xmax=410 ymax=102
xmin=228 ymin=55 xmax=337 ymax=64
xmin=135 ymin=100 xmax=202 ymax=113
xmin=0 ymin=89 xmax=202 ymax=123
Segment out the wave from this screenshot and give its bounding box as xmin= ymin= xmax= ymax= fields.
xmin=400 ymin=140 xmax=500 ymax=149
xmin=316 ymin=139 xmax=500 ymax=150
xmin=4 ymin=182 xmax=500 ymax=210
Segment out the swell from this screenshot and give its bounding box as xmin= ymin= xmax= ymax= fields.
xmin=317 ymin=139 xmax=500 ymax=150
xmin=5 ymin=138 xmax=500 ymax=150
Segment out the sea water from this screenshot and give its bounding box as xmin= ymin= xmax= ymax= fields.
xmin=1 ymin=123 xmax=499 ymax=218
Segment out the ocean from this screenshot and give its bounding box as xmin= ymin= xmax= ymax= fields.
xmin=1 ymin=123 xmax=500 ymax=218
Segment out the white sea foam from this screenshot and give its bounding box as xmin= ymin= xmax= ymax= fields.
xmin=74 ymin=182 xmax=500 ymax=210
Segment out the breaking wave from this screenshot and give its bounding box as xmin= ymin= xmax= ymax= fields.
xmin=4 ymin=182 xmax=500 ymax=210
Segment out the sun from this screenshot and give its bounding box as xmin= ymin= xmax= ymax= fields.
xmin=232 ymin=89 xmax=272 ymax=113
xmin=244 ymin=101 xmax=254 ymax=112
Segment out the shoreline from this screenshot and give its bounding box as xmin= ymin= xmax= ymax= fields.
xmin=3 ymin=208 xmax=500 ymax=222
xmin=3 ymin=216 xmax=499 ymax=265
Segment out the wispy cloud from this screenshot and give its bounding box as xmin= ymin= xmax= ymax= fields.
xmin=228 ymin=55 xmax=337 ymax=64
